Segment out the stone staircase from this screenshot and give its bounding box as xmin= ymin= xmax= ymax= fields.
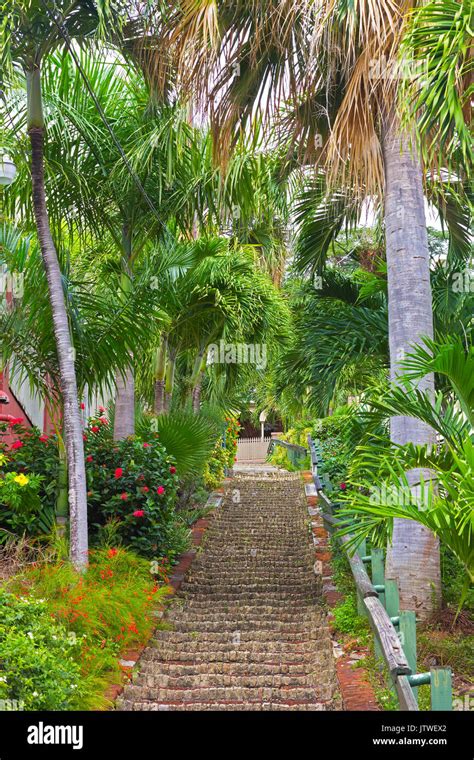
xmin=117 ymin=471 xmax=340 ymax=711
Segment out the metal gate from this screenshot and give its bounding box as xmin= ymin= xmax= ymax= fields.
xmin=236 ymin=436 xmax=272 ymax=462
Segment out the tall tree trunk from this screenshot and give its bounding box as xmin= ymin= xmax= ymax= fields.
xmin=154 ymin=379 xmax=165 ymax=414
xmin=382 ymin=110 xmax=441 ymax=619
xmin=192 ymin=383 xmax=202 ymax=414
xmin=113 ymin=367 xmax=135 ymax=439
xmin=27 ymin=67 xmax=88 ymax=570
xmin=190 ymin=348 xmax=207 ymax=414
xmin=113 ymin=230 xmax=135 ymax=438
xmin=153 ymin=335 xmax=167 ymax=414
xmin=164 ymin=348 xmax=177 ymax=412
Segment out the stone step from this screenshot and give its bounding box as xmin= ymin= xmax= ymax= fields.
xmin=140 ymin=648 xmax=328 ymax=664
xmin=153 ymin=629 xmax=329 ymax=643
xmin=119 ymin=683 xmax=335 ymax=704
xmin=135 ymin=661 xmax=323 ymax=677
xmin=167 ymin=609 xmax=322 ymax=624
xmin=133 ymin=672 xmax=334 ymax=692
xmin=173 ymin=591 xmax=320 ymax=603
xmin=118 ymin=699 xmax=330 ymax=711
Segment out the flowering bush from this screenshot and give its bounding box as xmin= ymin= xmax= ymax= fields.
xmin=0 ymin=421 xmax=59 ymax=539
xmin=0 ymin=471 xmax=44 ymax=538
xmin=203 ymin=417 xmax=240 ymax=488
xmin=4 ymin=546 xmax=171 ymax=709
xmin=83 ymin=416 xmax=187 ymax=559
xmin=224 ymin=416 xmax=240 ymax=468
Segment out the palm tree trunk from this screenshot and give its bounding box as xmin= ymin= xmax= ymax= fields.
xmin=154 ymin=379 xmax=165 ymax=414
xmin=190 ymin=348 xmax=207 ymax=414
xmin=27 ymin=67 xmax=88 ymax=570
xmin=113 ymin=230 xmax=135 ymax=439
xmin=153 ymin=335 xmax=167 ymax=414
xmin=113 ymin=367 xmax=135 ymax=439
xmin=382 ymin=109 xmax=441 ymax=619
xmin=164 ymin=348 xmax=177 ymax=412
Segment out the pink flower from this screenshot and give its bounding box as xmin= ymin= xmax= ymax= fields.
xmin=98 ymin=406 xmax=106 ymax=413
xmin=86 ymin=455 xmax=93 ymax=463
xmin=133 ymin=510 xmax=145 ymax=517
xmin=99 ymin=416 xmax=108 ymax=425
xmin=114 ymin=467 xmax=123 ymax=479
xmin=91 ymin=426 xmax=100 ymax=434
xmin=38 ymin=434 xmax=48 ymax=443
xmin=11 ymin=440 xmax=23 ymax=450
xmin=142 ymin=486 xmax=149 ymax=493
xmin=120 ymin=492 xmax=128 ymax=501
xmin=169 ymin=466 xmax=176 ymax=475
xmin=340 ymin=482 xmax=347 ymax=491
xmin=156 ymin=486 xmax=165 ymax=495
xmin=143 ymin=442 xmax=151 ymax=448
xmin=80 ymin=402 xmax=85 ymax=410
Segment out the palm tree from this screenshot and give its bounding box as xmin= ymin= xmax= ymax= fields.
xmin=136 ymin=236 xmax=290 ymax=414
xmin=339 ymin=336 xmax=474 ymax=610
xmin=152 ymin=0 xmax=471 ymax=615
xmin=0 ymin=1 xmax=123 ymax=567
xmin=0 ymin=220 xmax=163 ymax=522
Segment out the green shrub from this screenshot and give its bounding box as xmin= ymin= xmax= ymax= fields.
xmin=333 ymin=595 xmax=369 ymax=637
xmin=0 ymin=589 xmax=83 ymax=710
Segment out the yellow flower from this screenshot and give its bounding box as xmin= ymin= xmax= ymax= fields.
xmin=0 ymin=453 xmax=7 ymax=466
xmin=13 ymin=473 xmax=29 ymax=487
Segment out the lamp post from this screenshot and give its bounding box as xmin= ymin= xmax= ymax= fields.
xmin=259 ymin=410 xmax=267 ymax=441
xmin=0 ymin=155 xmax=17 ymax=186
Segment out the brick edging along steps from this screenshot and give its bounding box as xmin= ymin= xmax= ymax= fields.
xmin=301 ymin=471 xmax=379 ymax=711
xmin=105 ymin=486 xmax=225 ymax=704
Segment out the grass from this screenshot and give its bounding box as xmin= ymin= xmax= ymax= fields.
xmin=3 ymin=540 xmax=171 ymax=709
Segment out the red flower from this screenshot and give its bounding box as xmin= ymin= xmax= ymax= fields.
xmin=83 ymin=434 xmax=88 ymax=442
xmin=133 ymin=510 xmax=144 ymax=517
xmin=143 ymin=442 xmax=151 ymax=448
xmin=8 ymin=417 xmax=24 ymax=427
xmin=107 ymin=548 xmax=118 ymax=558
xmin=38 ymin=434 xmax=48 ymax=443
xmin=169 ymin=466 xmax=176 ymax=475
xmin=11 ymin=440 xmax=23 ymax=450
xmin=120 ymin=492 xmax=128 ymax=501
xmin=99 ymin=416 xmax=108 ymax=425
xmin=98 ymin=405 xmax=106 ymax=413
xmin=114 ymin=467 xmax=123 ymax=479
xmin=91 ymin=426 xmax=100 ymax=434
xmin=142 ymin=486 xmax=149 ymax=493
xmin=156 ymin=486 xmax=165 ymax=495
xmin=340 ymin=482 xmax=347 ymax=491
xmin=80 ymin=402 xmax=85 ymax=410
xmin=86 ymin=455 xmax=93 ymax=463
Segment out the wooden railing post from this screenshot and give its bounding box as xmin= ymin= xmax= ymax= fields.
xmin=356 ymin=538 xmax=367 ymax=616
